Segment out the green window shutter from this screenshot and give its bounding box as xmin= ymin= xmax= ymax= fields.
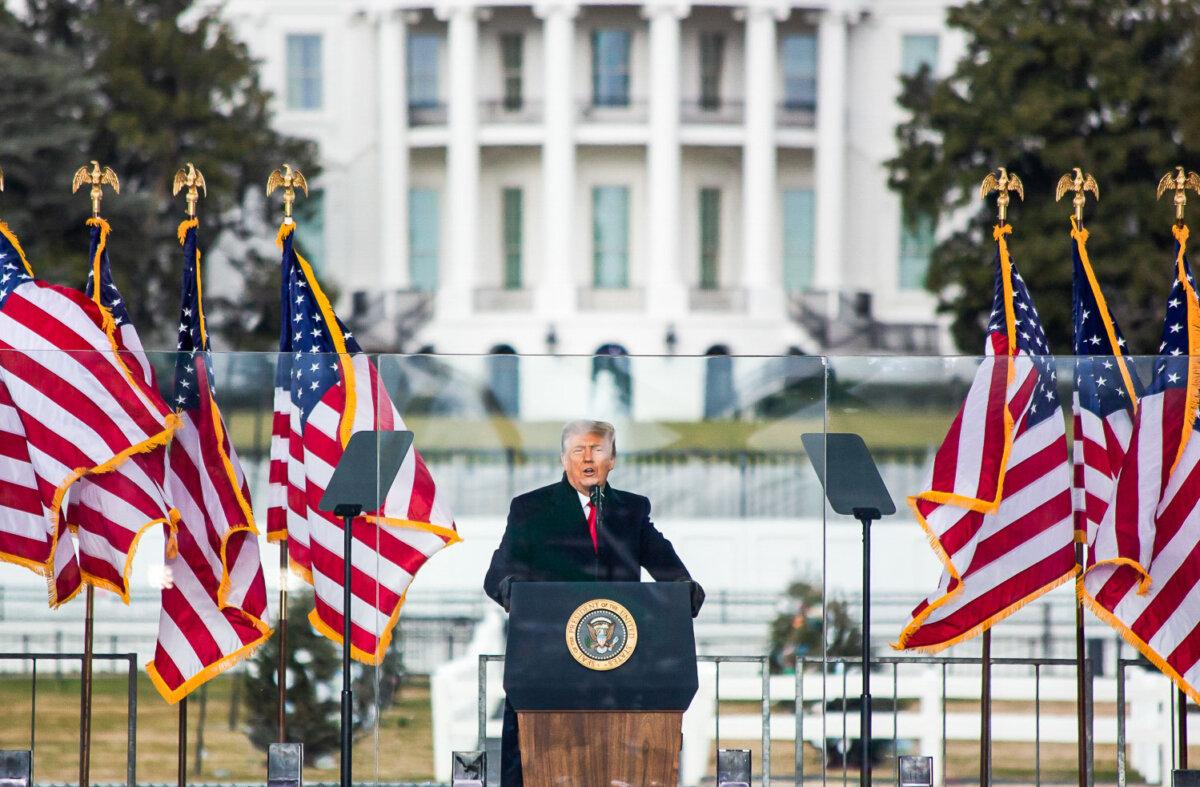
xmin=592 ymin=30 xmax=631 ymax=107
xmin=408 ymin=188 xmax=439 ymax=291
xmin=501 ymin=33 xmax=524 ymax=110
xmin=407 ymin=34 xmax=441 ymax=109
xmin=502 ymin=187 xmax=523 ymax=289
xmin=286 ymin=34 xmax=323 ymax=111
xmin=901 ymin=34 xmax=940 ymax=77
xmin=699 ymin=33 xmax=724 ymax=110
xmin=782 ymin=189 xmax=815 ymax=292
xmin=899 ymin=212 xmax=935 ymax=289
xmin=781 ymin=34 xmax=817 ymax=111
xmin=592 ymin=186 xmax=630 ymax=288
xmin=699 ymin=188 xmax=721 ymax=290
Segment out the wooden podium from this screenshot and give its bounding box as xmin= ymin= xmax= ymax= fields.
xmin=505 ymin=582 xmax=698 ymax=787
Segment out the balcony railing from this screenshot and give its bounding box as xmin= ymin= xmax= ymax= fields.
xmin=577 ymin=98 xmax=648 ymax=123
xmin=479 ymin=98 xmax=543 ymax=124
xmin=777 ymin=99 xmax=817 ymax=128
xmin=408 ymin=101 xmax=447 ymax=127
xmin=680 ymin=99 xmax=744 ymax=125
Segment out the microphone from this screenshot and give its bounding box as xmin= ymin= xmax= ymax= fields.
xmin=589 ymin=484 xmax=604 ymax=530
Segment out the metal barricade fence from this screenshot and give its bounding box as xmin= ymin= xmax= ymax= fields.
xmin=0 ymin=651 xmax=138 ymax=786
xmin=473 ymin=653 xmax=1130 ymax=786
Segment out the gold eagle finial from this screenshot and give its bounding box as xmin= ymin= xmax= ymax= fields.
xmin=980 ymin=167 xmax=1024 ymax=224
xmin=1055 ymin=167 xmax=1099 ymax=224
xmin=172 ymin=163 xmax=207 ymax=218
xmin=1156 ymin=166 xmax=1200 ymax=225
xmin=71 ymin=160 xmax=120 ymax=218
xmin=266 ymin=164 xmax=308 ymax=222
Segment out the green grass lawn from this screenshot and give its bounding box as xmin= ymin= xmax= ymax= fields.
xmin=0 ymin=671 xmax=435 ymax=783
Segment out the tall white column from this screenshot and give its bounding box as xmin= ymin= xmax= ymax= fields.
xmin=440 ymin=5 xmax=479 ymax=319
xmin=645 ymin=4 xmax=687 ymax=317
xmin=740 ymin=6 xmax=783 ymax=315
xmin=535 ymin=3 xmax=578 ymax=318
xmin=377 ymin=9 xmax=409 ymax=291
xmin=814 ymin=7 xmax=848 ymax=294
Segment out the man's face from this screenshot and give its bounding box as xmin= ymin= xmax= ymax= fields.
xmin=562 ymin=431 xmax=616 ymax=493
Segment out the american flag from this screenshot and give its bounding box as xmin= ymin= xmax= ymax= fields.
xmin=0 ymin=219 xmax=176 ymax=606
xmin=266 ymin=221 xmax=458 ymax=664
xmin=1082 ymin=224 xmax=1200 ymax=702
xmin=1071 ymin=219 xmax=1140 ymax=550
xmin=65 ymin=218 xmax=176 ymax=601
xmin=145 ymin=218 xmax=272 ymax=703
xmin=896 ymin=225 xmax=1076 ymax=652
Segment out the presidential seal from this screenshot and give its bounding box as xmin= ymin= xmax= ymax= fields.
xmin=565 ymin=598 xmax=638 ymax=671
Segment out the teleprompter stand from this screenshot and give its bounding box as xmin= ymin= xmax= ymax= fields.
xmin=802 ymin=432 xmax=895 ymax=787
xmin=318 ymin=430 xmax=413 ymax=787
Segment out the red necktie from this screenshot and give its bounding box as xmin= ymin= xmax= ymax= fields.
xmin=586 ymin=502 xmax=598 ymax=554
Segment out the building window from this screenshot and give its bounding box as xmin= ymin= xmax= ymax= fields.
xmin=502 ymin=187 xmax=523 ymax=289
xmin=782 ymin=189 xmax=816 ymax=292
xmin=294 ymin=188 xmax=325 ymax=273
xmin=591 ymin=344 xmax=632 ymax=417
xmin=699 ymin=32 xmax=724 ymax=110
xmin=704 ymin=345 xmax=735 ymax=419
xmin=899 ymin=212 xmax=935 ymax=289
xmin=591 ymin=29 xmax=631 ymax=107
xmin=409 ymin=188 xmax=439 ymax=291
xmin=901 ymin=34 xmax=940 ymax=77
xmin=487 ymin=344 xmax=520 ymax=418
xmin=285 ymin=34 xmax=323 ymax=111
xmin=699 ymin=188 xmax=721 ymax=290
xmin=500 ymin=33 xmax=523 ymax=111
xmin=408 ymin=33 xmax=441 ymax=110
xmin=592 ymin=186 xmax=630 ymax=288
xmin=781 ymin=34 xmax=817 ymax=111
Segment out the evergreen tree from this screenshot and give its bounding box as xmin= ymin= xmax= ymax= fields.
xmin=0 ymin=8 xmax=94 ymax=261
xmin=888 ymin=0 xmax=1200 ymax=352
xmin=242 ymin=596 xmax=406 ymax=764
xmin=768 ymin=579 xmax=861 ymax=674
xmin=3 ymin=0 xmax=317 ymax=347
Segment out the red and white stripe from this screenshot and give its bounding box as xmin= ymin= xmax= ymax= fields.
xmin=1083 ymin=387 xmax=1200 ymax=699
xmin=1073 ymin=391 xmax=1134 ymax=548
xmin=896 ymin=241 xmax=1076 ymax=652
xmin=148 ymin=351 xmax=271 ymax=703
xmin=898 ymin=354 xmax=1076 ymax=651
xmin=269 ymin=355 xmax=458 ymax=663
xmin=64 ymin=315 xmax=173 ymax=601
xmin=0 ymin=279 xmax=174 ymax=605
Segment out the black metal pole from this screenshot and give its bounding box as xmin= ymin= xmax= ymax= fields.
xmin=981 ymin=629 xmax=992 ymax=787
xmin=178 ymin=696 xmax=187 ymax=787
xmin=277 ymin=538 xmax=288 ymax=743
xmin=1075 ymin=541 xmax=1088 ymax=787
xmin=340 ymin=511 xmax=354 ymax=787
xmin=80 ymin=584 xmax=94 ymax=787
xmin=859 ymin=513 xmax=872 ymax=787
xmin=194 ymin=685 xmax=207 ymax=776
xmin=1180 ymin=687 xmax=1189 ymax=768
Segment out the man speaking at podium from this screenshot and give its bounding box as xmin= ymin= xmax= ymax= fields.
xmin=483 ymin=419 xmax=705 ymax=786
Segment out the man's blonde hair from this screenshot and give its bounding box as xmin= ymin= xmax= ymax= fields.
xmin=560 ymin=419 xmax=617 ymax=457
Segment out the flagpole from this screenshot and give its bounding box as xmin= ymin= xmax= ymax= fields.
xmin=71 ymin=161 xmax=120 ymax=787
xmin=79 ymin=584 xmax=94 ymax=787
xmin=178 ymin=695 xmax=188 ymax=787
xmin=266 ymin=165 xmax=308 ymax=746
xmin=980 ymin=628 xmax=992 ymax=787
xmin=1180 ymin=688 xmax=1189 ymax=768
xmin=278 ymin=539 xmax=288 ymax=742
xmin=1075 ymin=542 xmax=1089 ymax=787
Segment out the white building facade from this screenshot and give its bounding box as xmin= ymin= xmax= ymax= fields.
xmin=217 ymin=0 xmax=963 ymax=364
